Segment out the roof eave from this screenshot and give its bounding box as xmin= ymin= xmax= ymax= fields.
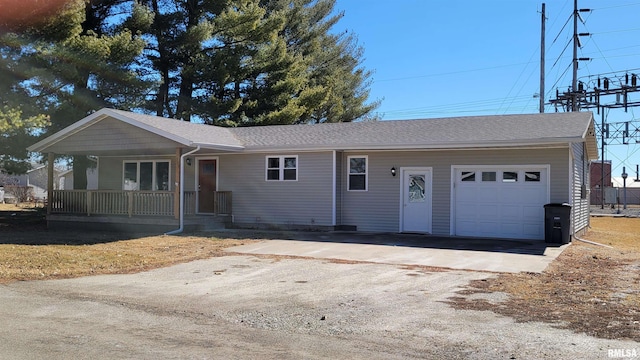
xmin=192 ymin=142 xmax=245 ymax=152
xmin=240 ymin=138 xmax=582 ymax=152
xmin=27 ymin=108 xmax=196 ymax=153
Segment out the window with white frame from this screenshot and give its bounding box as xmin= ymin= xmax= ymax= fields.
xmin=266 ymin=156 xmax=298 ymax=181
xmin=348 ymin=156 xmax=367 ymax=191
xmin=123 ymin=161 xmax=170 ymax=191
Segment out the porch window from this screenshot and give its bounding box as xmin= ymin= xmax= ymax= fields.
xmin=266 ymin=156 xmax=298 ymax=181
xmin=123 ymin=161 xmax=170 ymax=191
xmin=348 ymin=156 xmax=367 ymax=191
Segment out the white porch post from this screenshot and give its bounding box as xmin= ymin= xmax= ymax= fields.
xmin=174 ymin=147 xmax=182 ymax=220
xmin=47 ymin=152 xmax=54 ymax=215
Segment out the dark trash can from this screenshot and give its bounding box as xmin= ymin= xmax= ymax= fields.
xmin=544 ymin=203 xmax=572 ymax=244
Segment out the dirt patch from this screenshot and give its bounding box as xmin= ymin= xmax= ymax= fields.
xmin=447 ymin=217 xmax=640 ymax=342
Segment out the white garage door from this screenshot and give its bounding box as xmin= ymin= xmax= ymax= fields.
xmin=453 ymin=167 xmax=549 ymax=240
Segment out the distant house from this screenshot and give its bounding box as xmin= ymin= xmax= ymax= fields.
xmin=28 ymin=108 xmax=598 ymax=240
xmin=0 ymin=164 xmax=63 ymax=202
xmin=59 ymin=167 xmax=99 ymax=190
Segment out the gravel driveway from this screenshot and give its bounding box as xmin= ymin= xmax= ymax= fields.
xmin=0 ymin=254 xmax=636 ymax=359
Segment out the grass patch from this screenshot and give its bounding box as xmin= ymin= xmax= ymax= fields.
xmin=0 ymin=204 xmax=257 ymax=283
xmin=448 ymin=216 xmax=640 ymax=341
xmin=0 ymin=236 xmax=253 ymax=283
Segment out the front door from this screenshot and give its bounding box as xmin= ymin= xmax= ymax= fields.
xmin=198 ymin=159 xmax=217 ymax=213
xmin=401 ymin=168 xmax=432 ymax=233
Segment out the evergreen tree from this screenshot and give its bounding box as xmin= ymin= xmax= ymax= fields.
xmin=7 ymin=0 xmax=150 ymax=187
xmin=134 ymin=0 xmax=377 ymax=125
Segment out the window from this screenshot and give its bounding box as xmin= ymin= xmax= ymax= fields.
xmin=123 ymin=161 xmax=170 ymax=191
xmin=482 ymin=171 xmax=496 ymax=182
xmin=502 ymin=171 xmax=518 ymax=183
xmin=266 ymin=156 xmax=297 ymax=181
xmin=461 ymin=171 xmax=476 ymax=182
xmin=348 ymin=156 xmax=367 ymax=191
xmin=524 ymin=171 xmax=541 ymax=182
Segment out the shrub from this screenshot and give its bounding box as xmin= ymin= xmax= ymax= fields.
xmin=4 ymin=185 xmax=33 ymax=203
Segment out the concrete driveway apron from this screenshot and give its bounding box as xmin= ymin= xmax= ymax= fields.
xmin=224 ymin=231 xmax=568 ymax=273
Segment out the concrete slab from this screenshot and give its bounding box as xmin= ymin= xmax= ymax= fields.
xmin=223 ymin=231 xmax=569 ymax=273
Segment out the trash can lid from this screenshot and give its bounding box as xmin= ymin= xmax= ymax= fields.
xmin=544 ymin=203 xmax=571 ymax=207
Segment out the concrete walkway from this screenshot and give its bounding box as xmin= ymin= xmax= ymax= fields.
xmin=224 ymin=231 xmax=569 ymax=273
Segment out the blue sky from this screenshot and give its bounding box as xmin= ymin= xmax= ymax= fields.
xmin=333 ymin=0 xmax=640 ymax=177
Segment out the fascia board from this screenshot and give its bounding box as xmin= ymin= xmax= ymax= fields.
xmin=239 ymin=138 xmax=582 ymax=153
xmin=191 ymin=142 xmax=245 ymax=152
xmin=27 ymin=109 xmax=109 ymax=152
xmin=27 ymin=108 xmax=193 ymax=152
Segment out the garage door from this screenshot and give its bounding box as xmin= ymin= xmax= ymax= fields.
xmin=453 ymin=167 xmax=549 ymax=240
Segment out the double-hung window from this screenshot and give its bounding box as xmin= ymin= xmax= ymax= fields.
xmin=123 ymin=161 xmax=170 ymax=191
xmin=266 ymin=156 xmax=298 ymax=181
xmin=348 ymin=156 xmax=367 ymax=191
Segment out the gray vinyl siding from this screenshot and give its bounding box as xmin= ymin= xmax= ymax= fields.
xmin=571 ymin=142 xmax=590 ymax=234
xmin=340 ymin=148 xmax=570 ymax=234
xmin=47 ymin=118 xmax=180 ymax=155
xmin=218 ymin=152 xmax=334 ymax=227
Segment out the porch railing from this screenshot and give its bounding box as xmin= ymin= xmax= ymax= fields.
xmin=50 ymin=190 xmax=231 ymax=217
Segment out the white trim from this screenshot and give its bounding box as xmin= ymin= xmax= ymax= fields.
xmin=450 ymin=164 xmax=551 ymax=237
xmin=122 ymin=159 xmax=172 ymax=191
xmin=332 ymin=150 xmax=336 ymax=226
xmin=399 ymin=167 xmax=433 ymax=233
xmin=265 ymin=155 xmax=298 ymax=182
xmin=240 ymin=139 xmax=584 ymax=153
xmin=347 ymin=155 xmax=368 ymax=192
xmin=166 ymin=146 xmax=200 ymax=235
xmin=195 ymin=156 xmax=219 ymax=215
xmin=568 ymin=147 xmax=574 ymax=207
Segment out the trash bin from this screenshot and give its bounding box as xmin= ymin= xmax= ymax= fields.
xmin=544 ymin=203 xmax=572 ymax=244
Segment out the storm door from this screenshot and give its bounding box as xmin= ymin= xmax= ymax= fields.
xmin=401 ymin=168 xmax=432 ymax=233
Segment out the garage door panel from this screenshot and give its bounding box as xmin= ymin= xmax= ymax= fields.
xmin=477 ymin=188 xmax=499 ymax=202
xmin=477 ymin=221 xmax=500 ymax=235
xmin=523 ymin=223 xmax=543 ymax=238
xmin=475 ymin=204 xmax=499 ymax=218
xmin=500 ymin=187 xmax=522 ymax=202
xmin=520 ymin=188 xmax=546 ymax=201
xmin=501 ymin=222 xmax=521 ymax=236
xmin=522 ymin=205 xmax=543 ymax=218
xmin=454 ymin=167 xmax=548 ymax=240
xmin=457 ymin=204 xmax=479 ymax=218
xmin=500 ymin=205 xmax=522 ymax=220
xmin=457 ymin=187 xmax=479 ymax=199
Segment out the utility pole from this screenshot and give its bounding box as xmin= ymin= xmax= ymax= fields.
xmin=540 ymin=3 xmax=546 ymax=113
xmin=572 ymin=0 xmax=578 ymax=111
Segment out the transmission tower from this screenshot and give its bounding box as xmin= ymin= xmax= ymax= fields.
xmin=548 ymin=0 xmax=640 ymax=208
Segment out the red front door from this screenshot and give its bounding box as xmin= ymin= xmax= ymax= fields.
xmin=198 ymin=159 xmax=217 ymax=213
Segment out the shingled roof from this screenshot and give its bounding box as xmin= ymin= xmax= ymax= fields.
xmin=28 ymin=108 xmax=597 ymax=159
xmin=230 ymin=112 xmax=595 ymax=151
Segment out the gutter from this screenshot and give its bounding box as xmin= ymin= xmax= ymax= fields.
xmin=165 ymin=145 xmax=201 ymax=235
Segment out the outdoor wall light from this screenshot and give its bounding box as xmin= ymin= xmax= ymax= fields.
xmin=391 ymin=167 xmax=396 ymax=177
xmin=186 ymin=158 xmax=192 ymax=166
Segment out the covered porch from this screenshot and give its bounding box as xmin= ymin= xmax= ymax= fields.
xmin=26 ymin=109 xmax=245 ymax=232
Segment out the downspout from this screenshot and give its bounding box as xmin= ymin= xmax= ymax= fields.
xmin=165 ymin=145 xmax=200 ymax=235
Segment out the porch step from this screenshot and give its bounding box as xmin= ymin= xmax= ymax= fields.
xmin=185 ymin=216 xmax=229 ymax=232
